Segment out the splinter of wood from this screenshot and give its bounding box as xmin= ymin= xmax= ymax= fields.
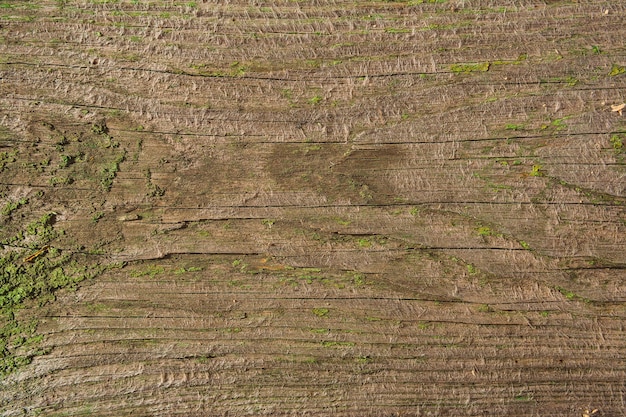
xmin=23 ymin=245 xmax=51 ymax=263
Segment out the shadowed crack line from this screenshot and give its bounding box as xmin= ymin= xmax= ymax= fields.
xmin=5 ymin=59 xmax=626 ymax=88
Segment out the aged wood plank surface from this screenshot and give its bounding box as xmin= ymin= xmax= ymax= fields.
xmin=0 ymin=1 xmax=625 ymax=416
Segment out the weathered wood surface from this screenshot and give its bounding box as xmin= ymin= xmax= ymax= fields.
xmin=1 ymin=1 xmax=625 ymax=415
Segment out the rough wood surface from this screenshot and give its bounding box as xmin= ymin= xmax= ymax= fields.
xmin=1 ymin=1 xmax=625 ymax=416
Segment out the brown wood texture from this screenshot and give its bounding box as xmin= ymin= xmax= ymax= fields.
xmin=1 ymin=1 xmax=625 ymax=416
